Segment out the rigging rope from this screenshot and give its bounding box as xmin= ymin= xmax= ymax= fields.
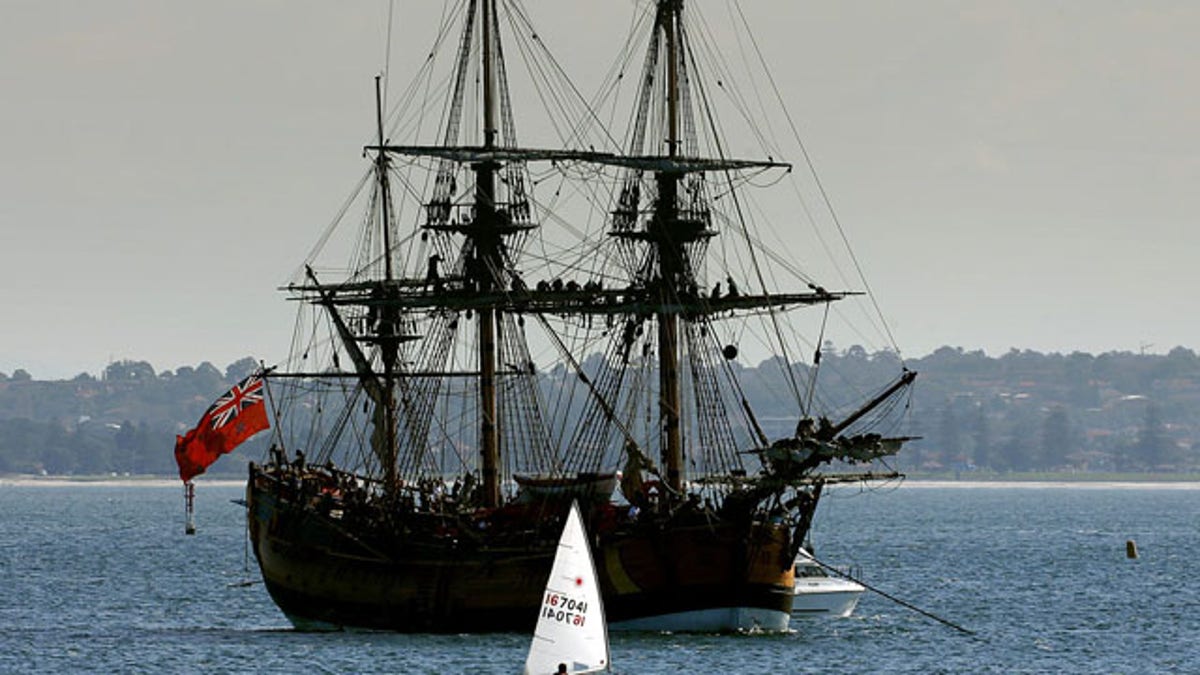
xmin=673 ymin=6 xmax=807 ymax=413
xmin=732 ymin=2 xmax=905 ymax=361
xmin=383 ymin=0 xmax=394 ymax=107
xmin=807 ymin=552 xmax=976 ymax=636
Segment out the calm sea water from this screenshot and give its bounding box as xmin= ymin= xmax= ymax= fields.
xmin=1 ymin=481 xmax=1196 ymax=674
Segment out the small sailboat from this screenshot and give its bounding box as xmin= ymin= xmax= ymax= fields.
xmin=525 ymin=502 xmax=610 ymax=675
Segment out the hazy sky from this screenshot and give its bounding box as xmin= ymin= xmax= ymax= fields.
xmin=3 ymin=1 xmax=1198 ymax=379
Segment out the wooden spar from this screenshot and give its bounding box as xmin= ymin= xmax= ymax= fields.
xmin=828 ymin=369 xmax=918 ymax=438
xmin=290 ymin=283 xmax=846 ymax=313
xmin=375 ymin=75 xmax=394 ymax=282
xmin=658 ymin=308 xmax=682 ymax=491
xmin=656 ymin=0 xmax=684 ymax=492
xmin=479 ymin=301 xmax=500 ymax=507
xmin=476 ymin=0 xmax=501 ymax=507
xmin=374 ymin=75 xmax=400 ymax=495
xmin=481 ymin=0 xmax=497 ymax=149
xmin=371 ymin=145 xmax=789 ymax=172
xmin=665 ymin=1 xmax=679 ymax=157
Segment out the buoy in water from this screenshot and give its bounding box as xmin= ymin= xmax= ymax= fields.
xmin=1126 ymin=539 xmax=1139 ymax=559
xmin=184 ymin=480 xmax=197 ymax=535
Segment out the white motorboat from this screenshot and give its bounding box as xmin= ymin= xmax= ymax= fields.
xmin=791 ymin=549 xmax=865 ymax=618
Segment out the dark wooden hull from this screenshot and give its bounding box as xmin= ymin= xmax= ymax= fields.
xmin=246 ymin=467 xmax=797 ymax=632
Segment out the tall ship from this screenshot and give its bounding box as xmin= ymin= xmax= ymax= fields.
xmin=245 ymin=0 xmax=916 ymax=633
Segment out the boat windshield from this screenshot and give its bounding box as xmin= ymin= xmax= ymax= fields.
xmin=795 ymin=562 xmax=828 ymax=578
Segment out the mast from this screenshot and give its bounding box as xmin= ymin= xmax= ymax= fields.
xmin=376 ymin=75 xmax=395 ymax=281
xmin=476 ymin=0 xmax=501 ymax=507
xmin=374 ymin=74 xmax=400 ymax=494
xmin=656 ymin=0 xmax=684 ymax=492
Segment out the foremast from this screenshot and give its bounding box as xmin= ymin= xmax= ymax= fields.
xmin=373 ymin=74 xmax=401 ymax=495
xmin=298 ymin=74 xmax=406 ymax=496
xmin=300 ymin=0 xmax=521 ymax=507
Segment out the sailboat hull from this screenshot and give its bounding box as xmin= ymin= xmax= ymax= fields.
xmin=247 ymin=466 xmax=796 ymax=633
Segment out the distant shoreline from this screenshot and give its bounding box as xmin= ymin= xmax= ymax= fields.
xmin=3 ymin=473 xmax=1198 ymax=489
xmin=0 ymin=475 xmax=244 ymax=488
xmin=890 ymin=479 xmax=1200 ymax=490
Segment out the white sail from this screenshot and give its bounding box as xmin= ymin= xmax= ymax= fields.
xmin=524 ymin=502 xmax=610 ymax=675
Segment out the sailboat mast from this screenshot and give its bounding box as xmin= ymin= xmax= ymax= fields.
xmin=657 ymin=0 xmax=684 ymax=492
xmin=476 ymin=0 xmax=501 ymax=507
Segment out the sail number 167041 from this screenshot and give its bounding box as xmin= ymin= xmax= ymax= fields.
xmin=542 ymin=592 xmax=588 ymax=626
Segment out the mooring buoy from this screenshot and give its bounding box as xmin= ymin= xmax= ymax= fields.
xmin=1126 ymin=539 xmax=1139 ymax=559
xmin=184 ymin=480 xmax=197 ymax=535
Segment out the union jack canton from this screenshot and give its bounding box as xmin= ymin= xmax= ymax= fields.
xmin=207 ymin=374 xmax=265 ymax=430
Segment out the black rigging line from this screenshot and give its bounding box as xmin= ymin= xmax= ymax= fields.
xmin=681 ymin=16 xmax=806 ymax=413
xmin=807 ymin=552 xmax=977 ymax=636
xmin=503 ymin=0 xmax=625 ymax=155
xmin=731 ymin=2 xmax=904 ymax=360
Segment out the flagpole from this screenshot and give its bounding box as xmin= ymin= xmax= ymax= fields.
xmin=185 ymin=480 xmax=196 ymax=535
xmin=174 ymin=371 xmax=271 ymax=536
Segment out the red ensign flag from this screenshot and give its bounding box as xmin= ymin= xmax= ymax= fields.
xmin=174 ymin=373 xmax=269 ymax=482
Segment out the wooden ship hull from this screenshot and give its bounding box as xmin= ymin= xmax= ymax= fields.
xmin=247 ymin=464 xmax=798 ymax=632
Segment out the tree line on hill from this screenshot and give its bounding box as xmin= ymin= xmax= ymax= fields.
xmin=1 ymin=345 xmax=1197 ymax=477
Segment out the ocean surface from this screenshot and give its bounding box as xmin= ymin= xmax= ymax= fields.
xmin=1 ymin=480 xmax=1196 ymax=674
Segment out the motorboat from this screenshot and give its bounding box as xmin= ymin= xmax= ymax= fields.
xmin=791 ymin=548 xmax=864 ymax=618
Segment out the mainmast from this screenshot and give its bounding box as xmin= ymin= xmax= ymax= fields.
xmin=475 ymin=0 xmax=501 ymax=507
xmin=656 ymin=0 xmax=685 ymax=492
